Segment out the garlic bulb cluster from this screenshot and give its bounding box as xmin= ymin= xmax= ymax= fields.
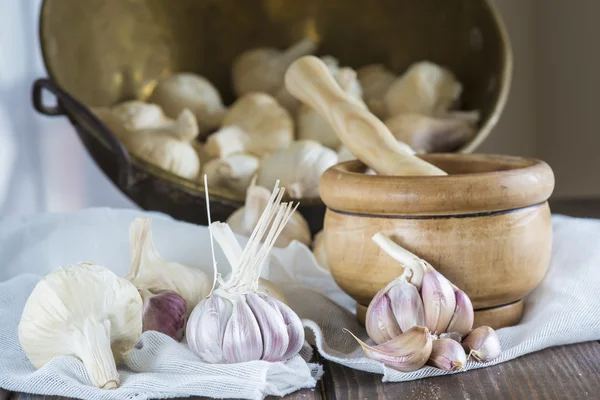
xmin=346 ymin=232 xmax=501 ymax=372
xmin=205 ymin=93 xmax=294 ymax=158
xmin=19 ymin=263 xmax=143 ymax=389
xmin=257 ymin=140 xmax=338 ymax=199
xmin=148 ymin=73 xmax=226 ymax=137
xmin=187 ymin=182 xmax=305 ymax=363
xmin=226 ymin=179 xmax=311 ymax=248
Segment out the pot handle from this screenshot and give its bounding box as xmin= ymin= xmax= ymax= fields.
xmin=32 ymin=78 xmax=133 ymax=188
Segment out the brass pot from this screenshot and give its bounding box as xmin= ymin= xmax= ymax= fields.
xmin=35 ymin=0 xmax=512 ymax=232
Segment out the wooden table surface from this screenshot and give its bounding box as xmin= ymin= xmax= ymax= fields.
xmin=3 ymin=199 xmax=600 ymax=400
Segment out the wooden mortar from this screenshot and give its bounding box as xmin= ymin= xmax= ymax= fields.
xmin=320 ymin=154 xmax=555 ymax=329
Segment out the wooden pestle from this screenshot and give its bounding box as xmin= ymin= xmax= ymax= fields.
xmin=284 ymin=56 xmax=447 ymax=176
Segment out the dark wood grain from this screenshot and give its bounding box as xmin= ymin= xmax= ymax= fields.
xmin=323 ymin=341 xmax=600 ymax=400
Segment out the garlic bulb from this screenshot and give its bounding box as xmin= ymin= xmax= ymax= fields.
xmin=384 ymin=113 xmax=478 ymax=153
xmin=257 ymin=140 xmax=338 ymax=199
xmin=384 ymin=61 xmax=462 ymax=117
xmin=297 ymin=59 xmax=365 ymax=149
xmin=187 ymin=182 xmax=305 ymax=363
xmin=203 ymin=153 xmax=260 ymax=196
xmin=226 ymin=180 xmax=311 ymax=247
xmin=205 ymin=93 xmax=294 ymax=159
xmin=148 ymin=73 xmax=226 ymax=137
xmin=126 ymin=217 xmax=212 ymax=317
xmin=312 ymin=230 xmax=328 ymax=270
xmin=19 ymin=263 xmax=142 ymax=389
xmin=357 ymin=64 xmax=397 ymax=119
xmin=232 ymin=38 xmax=316 ymax=108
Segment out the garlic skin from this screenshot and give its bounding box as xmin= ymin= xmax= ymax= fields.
xmin=346 ymin=326 xmax=433 ymax=372
xmin=384 ymin=61 xmax=462 ymax=117
xmin=187 ymin=182 xmax=305 ymax=363
xmin=312 ymin=230 xmax=329 ymax=270
xmin=202 ymin=153 xmax=260 ymax=196
xmin=139 ymin=289 xmax=186 ymax=342
xmin=427 ymin=338 xmax=467 ymax=371
xmin=357 ymin=64 xmax=397 ymax=119
xmin=446 ymin=290 xmax=474 ymax=336
xmin=109 ymin=101 xmax=169 ymax=130
xmin=384 ymin=113 xmax=477 ymax=153
xmin=257 ymin=140 xmax=338 ymax=199
xmin=126 ymin=217 xmax=212 ymax=317
xmin=226 ymin=181 xmax=311 ymax=247
xmin=421 ymin=270 xmax=456 ymax=335
xmin=19 ymin=263 xmax=142 ymax=389
xmin=148 ymin=73 xmax=226 ymax=138
xmin=297 ymin=60 xmax=365 ymax=149
xmin=205 ymin=93 xmax=294 ymax=158
xmin=462 ymin=326 xmax=502 ymax=362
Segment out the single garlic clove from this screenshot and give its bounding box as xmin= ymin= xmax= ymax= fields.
xmin=421 ymin=270 xmax=456 ymax=335
xmin=246 ymin=293 xmax=290 ymax=361
xmin=462 ymin=326 xmax=501 ymax=362
xmin=222 ymin=299 xmax=263 ymax=363
xmin=261 ymin=294 xmax=305 ymax=360
xmin=186 ymin=295 xmax=233 ymax=363
xmin=139 ymin=289 xmax=186 ymax=341
xmin=387 ymin=281 xmax=425 ymax=333
xmin=446 ymin=290 xmax=474 ymax=336
xmin=347 ymin=326 xmax=433 ymax=372
xmin=204 ymin=126 xmax=250 ymax=159
xmin=427 ymin=338 xmax=467 ymax=371
xmin=365 ymin=289 xmax=402 ymax=344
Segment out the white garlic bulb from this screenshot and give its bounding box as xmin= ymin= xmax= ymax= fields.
xmin=257 ymin=140 xmax=338 ymax=199
xmin=202 ymin=153 xmax=260 ymax=196
xmin=109 ymin=100 xmax=169 ymax=130
xmin=312 ymin=230 xmax=328 ymax=270
xmin=205 ymin=93 xmax=294 ymax=159
xmin=126 ymin=217 xmax=212 ymax=317
xmin=19 ymin=263 xmax=142 ymax=389
xmin=297 ymin=58 xmax=365 ymax=149
xmin=226 ymin=180 xmax=311 ymax=247
xmin=187 ymin=182 xmax=305 ymax=363
xmin=384 ymin=61 xmax=462 ymax=117
xmin=357 ymin=64 xmax=397 ymax=119
xmin=148 ymin=73 xmax=226 ymax=137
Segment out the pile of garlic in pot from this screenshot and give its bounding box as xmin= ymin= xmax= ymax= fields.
xmin=93 ymin=38 xmax=479 ymax=200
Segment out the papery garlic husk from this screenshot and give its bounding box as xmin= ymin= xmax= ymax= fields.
xmin=384 ymin=112 xmax=477 ymax=153
xmin=205 ymin=93 xmax=294 ymax=158
xmin=312 ymin=230 xmax=329 ymax=270
xmin=384 ymin=61 xmax=462 ymax=117
xmin=297 ymin=61 xmax=365 ymax=149
xmin=148 ymin=73 xmax=226 ymax=137
xmin=346 ymin=326 xmax=433 ymax=372
xmin=226 ymin=180 xmax=311 ymax=247
xmin=421 ymin=269 xmax=456 ymax=335
xmin=462 ymin=326 xmax=501 ymax=362
xmin=257 ymin=140 xmax=338 ymax=199
xmin=139 ymin=289 xmax=186 ymax=341
xmin=357 ymin=64 xmax=397 ymax=119
xmin=427 ymin=338 xmax=467 ymax=371
xmin=126 ymin=217 xmax=211 ymax=317
xmin=187 ymin=182 xmax=305 ymax=363
xmin=446 ymin=289 xmax=474 ymax=336
xmin=19 ymin=263 xmax=142 ymax=389
xmin=202 ymin=153 xmax=260 ymax=196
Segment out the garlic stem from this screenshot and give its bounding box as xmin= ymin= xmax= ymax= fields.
xmin=372 ymin=233 xmax=426 ymax=288
xmin=204 ymin=175 xmax=218 ymax=296
xmin=72 ymin=318 xmax=120 ymax=389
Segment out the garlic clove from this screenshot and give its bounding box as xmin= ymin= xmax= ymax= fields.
xmin=384 ymin=113 xmax=477 ymax=153
xmin=167 ymin=108 xmax=200 ymax=142
xmin=312 ymin=230 xmax=329 ymax=270
xmin=357 ymin=64 xmax=397 ymax=119
xmin=204 ymin=126 xmax=250 ymax=159
xmin=384 ymin=61 xmax=462 ymax=117
xmin=222 ymin=299 xmax=264 ymax=363
xmin=421 ymin=270 xmax=456 ymax=335
xmin=186 ymin=295 xmax=233 ymax=363
xmin=246 ymin=293 xmax=290 ymax=361
xmin=202 ymin=153 xmax=260 ymax=196
xmin=110 ymin=101 xmax=169 ymax=130
xmin=387 ymin=281 xmax=425 ymax=333
xmin=139 ymin=289 xmax=186 ymax=341
xmin=446 ymin=290 xmax=474 ymax=336
xmin=260 ymin=294 xmax=305 ymax=360
xmin=427 ymin=338 xmax=467 ymax=371
xmin=347 ymin=326 xmax=433 ymax=372
xmin=365 ymin=289 xmax=402 ymax=345
xmin=462 ymin=326 xmax=501 ymax=362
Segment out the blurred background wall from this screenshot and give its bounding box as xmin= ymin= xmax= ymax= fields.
xmin=0 ymin=0 xmax=597 ymax=214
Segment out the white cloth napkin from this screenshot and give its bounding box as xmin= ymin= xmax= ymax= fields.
xmin=0 ymin=208 xmax=598 ymax=399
